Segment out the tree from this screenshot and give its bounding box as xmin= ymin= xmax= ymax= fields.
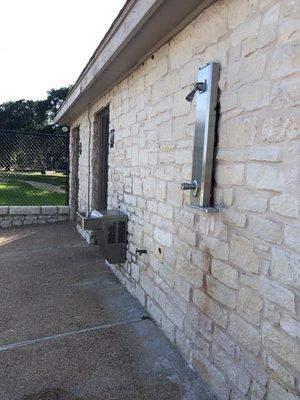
xmin=47 ymin=87 xmax=70 ymax=120
xmin=0 ymin=85 xmax=72 ymax=170
xmin=11 ymin=150 xmax=28 ymax=170
xmin=0 ymin=100 xmax=36 ymax=131
xmin=0 ymin=85 xmax=72 ymax=134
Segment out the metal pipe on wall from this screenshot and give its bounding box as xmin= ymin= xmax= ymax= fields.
xmin=87 ymin=105 xmax=92 ymax=217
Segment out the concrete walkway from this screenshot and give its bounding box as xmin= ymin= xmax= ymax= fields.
xmin=0 ymin=223 xmax=213 ymax=400
xmin=23 ymin=180 xmax=66 ymax=193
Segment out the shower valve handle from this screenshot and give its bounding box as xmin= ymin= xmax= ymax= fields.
xmin=181 ymin=180 xmax=199 ymax=197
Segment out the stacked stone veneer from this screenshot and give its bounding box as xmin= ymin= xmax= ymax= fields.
xmin=70 ymin=0 xmax=300 ymax=398
xmin=0 ymin=206 xmax=70 ymax=228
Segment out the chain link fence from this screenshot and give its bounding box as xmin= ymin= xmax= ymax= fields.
xmin=0 ymin=130 xmax=69 ymax=206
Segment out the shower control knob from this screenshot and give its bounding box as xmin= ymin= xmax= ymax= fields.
xmin=180 ymin=180 xmax=199 ymax=197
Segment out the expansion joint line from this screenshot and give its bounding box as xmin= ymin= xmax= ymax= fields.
xmin=0 ymin=318 xmax=144 ymax=352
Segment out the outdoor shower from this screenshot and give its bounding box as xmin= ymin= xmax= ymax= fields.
xmin=181 ymin=62 xmax=220 ymax=212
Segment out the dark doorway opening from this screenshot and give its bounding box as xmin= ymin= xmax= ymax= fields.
xmin=97 ymin=106 xmax=109 ymax=210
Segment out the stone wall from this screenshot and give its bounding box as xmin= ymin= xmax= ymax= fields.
xmin=0 ymin=206 xmax=70 ymax=228
xmin=70 ymin=0 xmax=300 ymax=398
xmin=69 ymin=127 xmax=80 ymax=220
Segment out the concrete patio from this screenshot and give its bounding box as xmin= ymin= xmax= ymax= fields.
xmin=0 ymin=222 xmax=213 ymax=400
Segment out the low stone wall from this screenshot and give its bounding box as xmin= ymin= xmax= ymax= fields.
xmin=0 ymin=206 xmax=70 ymax=228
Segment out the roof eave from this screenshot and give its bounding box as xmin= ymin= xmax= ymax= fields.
xmin=54 ymin=0 xmax=216 ymax=125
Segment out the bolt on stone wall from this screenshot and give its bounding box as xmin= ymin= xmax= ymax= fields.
xmin=70 ymin=0 xmax=300 ymax=398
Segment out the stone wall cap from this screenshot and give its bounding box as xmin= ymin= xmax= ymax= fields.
xmin=0 ymin=206 xmax=9 ymax=215
xmin=41 ymin=206 xmax=58 ymax=215
xmin=58 ymin=206 xmax=70 ymax=214
xmin=9 ymin=206 xmax=41 ymax=215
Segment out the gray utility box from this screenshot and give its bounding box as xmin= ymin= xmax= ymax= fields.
xmin=77 ymin=210 xmax=128 ymax=264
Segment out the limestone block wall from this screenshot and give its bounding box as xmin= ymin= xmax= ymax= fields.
xmin=0 ymin=206 xmax=70 ymax=228
xmin=69 ymin=127 xmax=80 ymax=220
xmin=76 ymin=117 xmax=92 ymax=213
xmin=70 ymin=0 xmax=300 ymax=398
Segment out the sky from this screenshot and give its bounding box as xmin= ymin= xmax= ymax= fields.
xmin=0 ymin=0 xmax=125 ymax=103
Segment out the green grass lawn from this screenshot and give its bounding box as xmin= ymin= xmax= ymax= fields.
xmin=0 ymin=171 xmax=68 ymax=206
xmin=2 ymin=171 xmax=67 ymax=188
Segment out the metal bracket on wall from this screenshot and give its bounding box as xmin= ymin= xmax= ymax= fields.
xmin=181 ymin=62 xmax=220 ymax=213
